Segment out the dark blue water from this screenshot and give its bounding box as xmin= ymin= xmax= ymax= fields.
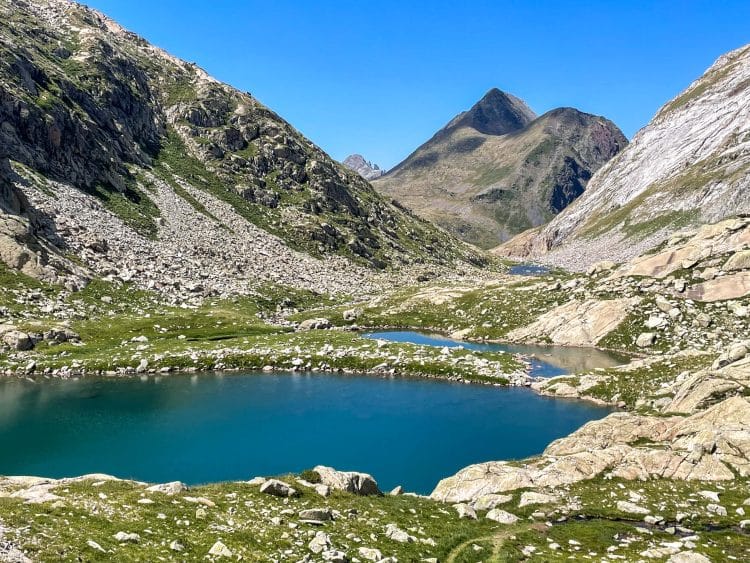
xmin=365 ymin=331 xmax=628 ymax=377
xmin=0 ymin=372 xmax=613 ymax=493
xmin=509 ymin=263 xmax=551 ymax=276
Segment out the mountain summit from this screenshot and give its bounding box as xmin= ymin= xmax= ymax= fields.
xmin=441 ymin=88 xmax=536 ymax=137
xmin=342 ymin=154 xmax=385 ymax=180
xmin=373 ymin=90 xmax=626 ymax=248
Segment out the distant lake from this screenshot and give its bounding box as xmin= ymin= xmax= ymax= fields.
xmin=0 ymin=372 xmax=613 ymax=494
xmin=365 ymin=330 xmax=629 ymax=377
xmin=509 ymin=263 xmax=551 ymax=276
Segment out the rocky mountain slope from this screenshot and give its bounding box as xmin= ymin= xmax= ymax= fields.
xmin=0 ymin=0 xmax=484 ymax=299
xmin=342 ymin=154 xmax=384 ymax=180
xmin=372 ymin=88 xmax=626 ymax=248
xmin=497 ymin=43 xmax=750 ymax=269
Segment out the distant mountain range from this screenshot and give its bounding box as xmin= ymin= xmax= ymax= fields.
xmin=372 ymin=88 xmax=627 ymax=248
xmin=342 ymin=154 xmax=385 ymax=180
xmin=497 ymin=43 xmax=750 ymax=269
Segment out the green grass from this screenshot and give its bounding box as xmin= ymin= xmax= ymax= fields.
xmin=5 ymin=473 xmax=745 ymax=562
xmin=622 ymin=209 xmax=699 ymax=239
xmin=163 ymin=75 xmax=198 ymax=105
xmin=87 ymin=183 xmax=161 ymax=239
xmin=2 ymin=277 xmax=522 ymax=382
xmin=0 ymin=477 xmax=499 ymax=562
xmin=579 ymin=353 xmax=713 ymax=409
xmin=290 ymin=277 xmax=573 ymax=340
xmin=472 ymin=165 xmax=512 ymax=188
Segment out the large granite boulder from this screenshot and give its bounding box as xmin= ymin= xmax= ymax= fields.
xmin=312 ymin=466 xmax=381 ymax=496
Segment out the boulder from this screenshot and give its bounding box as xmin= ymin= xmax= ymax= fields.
xmin=298 ymin=318 xmax=333 ymax=330
xmin=299 ymin=507 xmax=333 ymax=522
xmin=113 ymin=532 xmax=140 ymax=544
xmin=485 ymin=508 xmax=519 ymax=524
xmin=636 ymin=332 xmax=656 ymax=347
xmin=313 ymin=465 xmax=380 ymax=495
xmin=616 ymin=500 xmax=650 ymax=515
xmin=518 ymin=491 xmax=558 ymax=507
xmin=384 ymin=524 xmax=414 ymax=543
xmin=342 ymin=309 xmax=361 ymax=322
xmin=452 ymin=503 xmax=477 ymax=520
xmin=145 ymin=481 xmax=187 ymax=495
xmin=259 ymin=479 xmax=297 ymax=498
xmin=357 ymin=547 xmax=383 ymax=561
xmin=685 ymin=271 xmax=750 ymax=302
xmin=309 ymin=531 xmax=331 ymax=554
xmin=433 ymin=397 xmax=750 ymax=503
xmin=723 ymin=249 xmax=750 ymax=271
xmin=1 ymin=329 xmax=33 ymax=351
xmin=207 ymin=540 xmax=232 ymax=558
xmin=471 ymin=493 xmax=513 ymax=511
xmin=43 ymin=326 xmax=80 ymax=344
xmin=667 ymin=552 xmax=712 ymax=563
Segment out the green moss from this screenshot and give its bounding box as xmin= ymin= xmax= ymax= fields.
xmin=234 ymin=143 xmax=258 ymax=159
xmin=299 ymin=469 xmax=322 ymax=483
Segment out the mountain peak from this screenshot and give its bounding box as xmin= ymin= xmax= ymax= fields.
xmin=343 ymin=154 xmax=385 ymax=180
xmin=445 ymin=88 xmax=537 ymax=136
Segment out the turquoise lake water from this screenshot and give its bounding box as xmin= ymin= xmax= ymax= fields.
xmin=364 ymin=330 xmax=629 ymax=377
xmin=0 ymin=371 xmax=614 ymax=493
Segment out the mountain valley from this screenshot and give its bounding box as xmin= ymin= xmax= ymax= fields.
xmin=0 ymin=1 xmax=749 ymax=562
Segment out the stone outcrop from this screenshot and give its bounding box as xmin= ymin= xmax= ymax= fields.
xmin=505 ymin=297 xmax=638 ymax=346
xmin=663 ymin=355 xmax=750 ymax=414
xmin=616 ymin=217 xmax=750 ymax=280
xmin=432 ymin=396 xmax=750 ymax=503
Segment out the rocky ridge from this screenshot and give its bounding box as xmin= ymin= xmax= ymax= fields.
xmin=497 ymin=43 xmax=750 ymax=269
xmin=373 ymin=88 xmax=626 ymax=247
xmin=342 ymin=154 xmax=385 ymax=180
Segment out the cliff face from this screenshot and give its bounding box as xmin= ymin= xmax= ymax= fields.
xmin=373 ymin=89 xmax=626 ymax=248
xmin=498 ymin=43 xmax=750 ymax=268
xmin=0 ymin=0 xmax=483 ymax=295
xmin=342 ymin=154 xmax=384 ymax=180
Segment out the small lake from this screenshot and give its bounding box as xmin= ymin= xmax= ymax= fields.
xmin=0 ymin=372 xmax=614 ymax=494
xmin=365 ymin=331 xmax=629 ymax=377
xmin=509 ymin=263 xmax=551 ymax=276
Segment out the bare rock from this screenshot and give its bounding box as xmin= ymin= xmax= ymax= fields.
xmin=313 ymin=465 xmax=380 ymax=496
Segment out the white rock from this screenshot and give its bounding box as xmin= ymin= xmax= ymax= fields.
xmin=485 ymin=508 xmax=519 ymax=524
xmin=208 ymin=540 xmax=232 ymax=558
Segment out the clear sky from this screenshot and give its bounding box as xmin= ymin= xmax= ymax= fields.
xmin=82 ymin=0 xmax=750 ymax=170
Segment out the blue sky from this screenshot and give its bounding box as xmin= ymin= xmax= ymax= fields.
xmin=84 ymin=0 xmax=750 ymax=169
